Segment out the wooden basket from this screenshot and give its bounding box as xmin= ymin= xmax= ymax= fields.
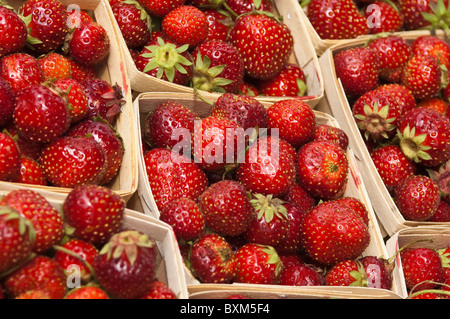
xmin=106 ymin=0 xmax=324 ymax=108
xmin=0 ymin=183 xmax=189 ymax=299
xmin=4 ymin=0 xmax=139 ymax=203
xmin=317 ymin=33 xmax=450 ymax=236
xmin=133 ymin=91 xmax=401 ymax=298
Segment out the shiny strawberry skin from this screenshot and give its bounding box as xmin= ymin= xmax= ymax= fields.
xmin=139 ymin=0 xmax=186 ymax=18
xmin=140 ymin=281 xmax=177 ymax=299
xmin=54 ymin=78 xmax=89 ymax=123
xmin=364 ymin=0 xmax=404 ymax=34
xmin=0 ymin=53 xmax=44 ymax=95
xmin=256 ymin=63 xmax=307 ymax=97
xmin=0 ymin=132 xmax=21 ymax=182
xmin=312 ymin=124 xmax=349 ymax=150
xmin=38 ymin=52 xmax=72 ymax=81
xmin=0 ymin=6 xmax=27 ymax=57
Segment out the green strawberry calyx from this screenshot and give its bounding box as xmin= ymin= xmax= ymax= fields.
xmin=0 ymin=206 xmax=36 ymax=244
xmin=397 ymin=124 xmax=432 ymax=163
xmin=421 ymin=0 xmax=450 ymax=35
xmin=191 ymin=51 xmax=234 ymax=94
xmin=353 ymin=101 xmax=397 ymax=141
xmin=349 ymin=260 xmax=369 ymax=287
xmin=260 ymin=244 xmax=283 ymax=277
xmin=250 ymin=193 xmax=288 ymax=223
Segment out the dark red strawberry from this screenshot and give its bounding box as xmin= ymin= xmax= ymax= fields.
xmin=92 ymin=230 xmax=157 ymax=299
xmin=256 ymin=63 xmax=307 ymax=97
xmin=412 ymin=35 xmax=450 ymax=70
xmin=296 ymin=140 xmax=348 ymax=200
xmin=0 ymin=5 xmax=27 ymax=57
xmin=428 ymin=199 xmax=450 ymax=222
xmin=312 ymin=124 xmax=349 ymax=150
xmin=63 ymin=185 xmax=125 ymax=246
xmin=38 ymin=52 xmax=71 ymax=81
xmin=427 ymin=160 xmax=449 ymax=204
xmin=19 ymin=0 xmax=68 ymax=53
xmin=139 ymin=0 xmax=186 ymax=18
xmin=64 ymin=286 xmax=109 ymax=299
xmin=376 ymin=83 xmax=416 ymax=115
xmin=224 ymin=0 xmax=274 ymax=16
xmin=160 ymin=197 xmax=205 ymax=241
xmin=190 ymin=233 xmax=236 ymax=283
xmin=359 ymin=255 xmax=393 ymax=290
xmin=67 ymin=58 xmax=97 ymax=82
xmin=227 ymin=12 xmax=293 ymax=80
xmin=279 ymin=263 xmax=324 ymax=286
xmin=199 ymin=180 xmax=254 ymax=237
xmin=0 ymin=78 xmax=15 ymax=126
xmin=191 ymin=39 xmax=245 ymax=94
xmin=13 ymin=83 xmax=71 ymax=144
xmin=234 ymin=243 xmax=283 ymax=284
xmin=54 ymin=78 xmax=89 ymax=123
xmin=0 ymin=132 xmax=21 ymax=182
xmin=17 ymin=156 xmax=47 ymax=186
xmin=274 ymin=201 xmax=309 ymax=254
xmin=39 ymin=136 xmax=107 ymax=188
xmin=334 ymin=196 xmax=370 ymax=225
xmin=203 ymin=9 xmax=231 ymax=42
xmin=281 ymin=183 xmax=316 ymax=213
xmin=0 ymin=53 xmax=44 ymax=95
xmin=364 ymin=0 xmax=404 ymax=34
xmin=140 ymin=281 xmax=177 ymax=299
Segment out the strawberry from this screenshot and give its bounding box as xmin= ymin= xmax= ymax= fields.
xmin=66 ymin=8 xmax=93 ymax=29
xmin=140 ymin=281 xmax=177 ymax=299
xmin=417 ymin=97 xmax=449 ymax=115
xmin=0 ymin=53 xmax=44 ymax=95
xmin=189 ymin=233 xmax=236 ymax=283
xmin=296 ymin=140 xmax=348 ymax=200
xmin=0 ymin=78 xmax=15 ymax=126
xmin=325 ymin=259 xmax=367 ymax=286
xmin=54 ymin=238 xmax=99 ymax=282
xmin=281 ymin=183 xmax=316 ymax=213
xmin=38 ymin=52 xmax=72 ymax=81
xmin=236 ymin=136 xmax=296 ymax=197
xmin=63 ymin=185 xmax=125 ymax=246
xmin=15 ymin=290 xmax=51 ymax=299
xmin=19 ymin=0 xmax=68 ymax=53
xmin=306 ymin=0 xmax=369 ymax=40
xmin=370 ymin=145 xmax=416 ymax=193
xmin=300 ymin=200 xmax=370 ymax=265
xmin=92 ymin=230 xmax=157 ymax=299
xmin=267 ymin=99 xmax=315 ymax=149
xmin=17 ymin=156 xmax=47 ymax=186
xmin=227 ymin=12 xmax=293 ymax=80
xmin=67 ymin=117 xmax=124 ymax=185
xmin=364 ymin=0 xmax=404 ymax=34
xmin=0 ymin=132 xmax=21 ymax=182
xmin=428 ymin=200 xmax=450 ymax=222
xmin=401 ymin=54 xmax=442 ymax=101
xmin=224 ymin=0 xmax=274 ymax=17
xmin=39 ymin=136 xmax=107 ymax=188
xmin=203 ymin=9 xmax=231 ymax=42
xmin=3 ymin=255 xmax=67 ymax=299
xmin=67 ymin=58 xmax=97 ymax=82
xmin=427 ymin=160 xmax=449 ymax=204
xmin=191 ymin=39 xmax=245 ymax=94
xmin=161 ymin=5 xmax=209 ymax=49
xmin=64 ymin=286 xmax=109 ymax=299
xmin=358 ymin=255 xmax=393 ymax=290
xmin=66 ymin=20 xmax=110 ymax=67
xmin=234 ymin=243 xmax=282 ymax=284
xmin=412 ymin=35 xmax=450 ymax=70
xmin=111 ymin=0 xmax=151 ymax=49
xmin=279 ymin=263 xmax=324 ymax=286
xmin=397 ymin=0 xmax=450 ymax=31
xmin=256 ymin=63 xmax=307 ymax=97
xmin=0 ymin=206 xmax=35 ymax=274
xmin=199 ymin=180 xmax=254 ymax=236
xmin=210 ymin=93 xmax=268 ymax=130
xmin=160 ymin=197 xmax=205 ymax=241
xmin=3 ymin=122 xmax=43 ymax=161
xmin=393 ymin=174 xmax=440 ymax=221
xmin=274 ymin=202 xmax=308 ymax=254
xmin=134 ymin=36 xmax=194 ymax=86
xmin=239 ymin=81 xmax=259 ymax=96
xmin=0 ymin=5 xmax=27 ymax=57
xmin=401 ymin=246 xmax=444 ymax=291
xmin=376 ymin=83 xmax=416 ymax=115
xmin=397 ymin=107 xmax=450 ymax=167
xmin=334 ymin=196 xmax=370 ymax=225
xmin=0 ymin=189 xmax=64 ymax=253
xmin=312 ymin=124 xmax=349 ymax=150
xmin=139 ymin=0 xmax=186 ymax=18
xmin=143 ymin=147 xmax=208 ymax=211
xmin=333 ymin=47 xmax=380 ymax=99
xmin=54 ymin=78 xmax=89 ymax=123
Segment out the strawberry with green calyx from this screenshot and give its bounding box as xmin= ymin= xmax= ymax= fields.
xmin=402 ymin=0 xmax=450 ymax=33
xmin=256 ymin=63 xmax=308 ymax=97
xmin=92 ymin=230 xmax=157 ymax=299
xmin=325 ymin=259 xmax=368 ymax=287
xmin=135 ymin=37 xmax=194 ymax=86
xmin=412 ymin=35 xmax=450 ymax=70
xmin=437 ymin=247 xmax=450 ymax=279
xmin=0 ymin=5 xmax=27 ymax=57
xmin=54 ymin=78 xmax=88 ymax=124
xmin=358 ymin=255 xmax=393 ymax=289
xmin=139 ymin=0 xmax=186 ymax=18
xmin=0 ymin=132 xmax=21 ymax=182
xmin=376 ymin=84 xmax=416 ymax=116
xmin=274 ymin=202 xmax=308 ymax=254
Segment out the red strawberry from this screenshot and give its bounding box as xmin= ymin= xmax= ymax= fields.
xmin=234 ymin=243 xmax=283 ymax=284
xmin=92 ymin=230 xmax=157 ymax=299
xmin=15 ymin=290 xmax=51 ymax=299
xmin=371 ymin=145 xmax=416 ymax=193
xmin=279 ymin=263 xmax=324 ymax=286
xmin=189 ymin=233 xmax=236 ymax=283
xmin=139 ymin=0 xmax=186 ymax=18
xmin=296 ymin=140 xmax=348 ymax=200
xmin=0 ymin=189 xmax=64 ymax=253
xmin=0 ymin=132 xmax=21 ymax=182
xmin=397 ymin=107 xmax=450 ymax=167
xmin=281 ymin=183 xmax=316 ymax=213
xmin=312 ymin=124 xmax=349 ymax=150
xmin=236 ymin=136 xmax=296 ymax=197
xmin=160 ymin=197 xmax=205 ymax=241
xmin=19 ymin=0 xmax=68 ymax=53
xmin=0 ymin=53 xmax=44 ymax=95
xmin=54 ymin=78 xmax=89 ymax=123
xmin=66 ymin=20 xmax=110 ymax=67
xmin=364 ymin=0 xmax=404 ymax=34
xmin=199 ymin=180 xmax=254 ymax=236
xmin=66 ymin=8 xmax=94 ymax=29
xmin=140 ymin=281 xmax=177 ymax=299
xmin=438 ymin=246 xmax=450 ymax=280
xmin=227 ymin=12 xmax=293 ymax=80
xmin=203 ymin=9 xmax=231 ymax=42
xmin=358 ymin=255 xmax=393 ymax=290
xmin=39 ymin=136 xmax=107 ymax=188
xmin=162 ymin=5 xmax=209 ymax=49
xmin=111 ymin=0 xmax=151 ymax=49
xmin=376 ymin=83 xmax=416 ymax=115
xmin=67 ymin=118 xmax=124 ymax=185
xmin=0 ymin=5 xmax=27 ymax=57
xmin=38 ymin=52 xmax=72 ymax=81
xmin=3 ymin=255 xmax=67 ymax=299
xmin=256 ymin=63 xmax=307 ymax=97
xmin=427 ymin=160 xmax=449 ymax=204
xmin=63 ymin=185 xmax=125 ymax=246
xmin=397 ymin=0 xmax=450 ymax=31
xmin=0 ymin=78 xmax=15 ymax=126
xmin=306 ymin=0 xmax=369 ymax=40
xmin=13 ymin=83 xmax=71 ymax=144
xmin=224 ymin=0 xmax=274 ymax=16
xmin=333 ymin=47 xmax=380 ymax=99
xmin=267 ymin=99 xmax=315 ymax=149
xmin=334 ymin=196 xmax=370 ymax=225
xmin=17 ymin=156 xmax=47 ymax=186
xmin=412 ymin=35 xmax=450 ymax=70
xmin=401 ymin=246 xmax=444 ymax=291
xmin=0 ymin=206 xmax=35 ymax=274
xmin=239 ymin=81 xmax=259 ymax=96
xmin=394 ymin=174 xmax=440 ymax=221
xmin=428 ymin=200 xmax=450 ymax=222
xmin=67 ymin=58 xmax=97 ymax=82
xmin=325 ymin=259 xmax=367 ymax=286
xmin=274 ymin=202 xmax=309 ymax=254
xmin=64 ymin=286 xmax=109 ymax=299
xmin=417 ymin=97 xmax=449 ymax=116
xmin=191 ymin=39 xmax=245 ymax=94
xmin=143 ymin=147 xmax=208 ymax=211
xmin=300 ymin=200 xmax=370 ymax=265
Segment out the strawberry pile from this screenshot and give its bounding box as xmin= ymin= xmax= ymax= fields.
xmin=140 ymin=93 xmax=397 ymax=289
xmin=334 ymin=34 xmax=450 ymax=222
xmin=0 ymin=186 xmax=177 ymax=299
xmin=112 ymin=0 xmax=308 ymax=97
xmin=0 ymin=1 xmax=126 ymax=189
xmin=303 ymin=0 xmax=450 ymax=40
